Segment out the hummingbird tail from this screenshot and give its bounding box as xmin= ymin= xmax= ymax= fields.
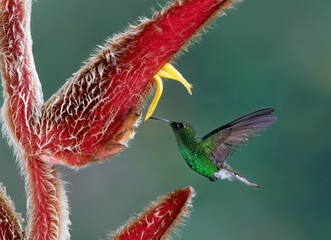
xmin=215 ymin=163 xmax=260 ymax=189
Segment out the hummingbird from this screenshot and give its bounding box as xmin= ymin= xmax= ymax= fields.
xmin=149 ymin=108 xmax=276 ymax=189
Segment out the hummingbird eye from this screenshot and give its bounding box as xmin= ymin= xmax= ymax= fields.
xmin=177 ymin=123 xmax=186 ymax=129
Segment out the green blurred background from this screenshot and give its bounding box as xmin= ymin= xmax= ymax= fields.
xmin=1 ymin=0 xmax=330 ymax=239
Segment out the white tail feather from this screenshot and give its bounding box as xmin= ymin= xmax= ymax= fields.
xmin=214 ymin=164 xmax=260 ymax=189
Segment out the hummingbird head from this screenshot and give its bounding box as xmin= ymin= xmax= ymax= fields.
xmin=149 ymin=117 xmax=197 ymax=145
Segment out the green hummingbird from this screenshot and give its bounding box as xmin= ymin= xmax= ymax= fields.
xmin=150 ymin=108 xmax=276 ymax=189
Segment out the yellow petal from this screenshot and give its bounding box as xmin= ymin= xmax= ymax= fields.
xmin=144 ymin=74 xmax=164 ymax=121
xmin=158 ymin=63 xmax=192 ymax=95
xmin=144 ymin=63 xmax=193 ymax=121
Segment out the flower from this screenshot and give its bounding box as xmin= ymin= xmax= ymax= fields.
xmin=0 ymin=0 xmax=239 ymax=239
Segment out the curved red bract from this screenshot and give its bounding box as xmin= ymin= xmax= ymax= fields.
xmin=110 ymin=187 xmax=195 ymax=240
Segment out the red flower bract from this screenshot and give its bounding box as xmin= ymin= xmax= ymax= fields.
xmin=0 ymin=183 xmax=25 ymax=240
xmin=110 ymin=186 xmax=195 ymax=240
xmin=0 ymin=0 xmax=239 ymax=167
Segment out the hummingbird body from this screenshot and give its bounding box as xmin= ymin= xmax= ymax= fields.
xmin=170 ymin=124 xmax=218 ymax=178
xmin=150 ymin=108 xmax=276 ymax=189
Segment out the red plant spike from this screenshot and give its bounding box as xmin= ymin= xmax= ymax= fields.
xmin=1 ymin=0 xmax=239 ymax=168
xmin=110 ymin=186 xmax=195 ymax=240
xmin=0 ymin=0 xmax=240 ymax=239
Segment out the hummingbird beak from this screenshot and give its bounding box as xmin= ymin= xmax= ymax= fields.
xmin=149 ymin=117 xmax=173 ymax=124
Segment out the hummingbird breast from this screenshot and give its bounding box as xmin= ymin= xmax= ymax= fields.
xmin=179 ymin=143 xmax=218 ymax=178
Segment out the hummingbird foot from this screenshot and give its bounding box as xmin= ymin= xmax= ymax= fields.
xmin=144 ymin=63 xmax=192 ymax=121
xmin=209 ymin=176 xmax=217 ymax=182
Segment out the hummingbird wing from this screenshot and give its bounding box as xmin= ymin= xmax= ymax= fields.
xmin=201 ymin=108 xmax=276 ymax=167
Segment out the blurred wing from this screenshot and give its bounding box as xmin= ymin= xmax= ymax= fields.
xmin=201 ymin=108 xmax=276 ymax=166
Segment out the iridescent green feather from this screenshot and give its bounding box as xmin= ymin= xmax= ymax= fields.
xmin=171 ymin=123 xmax=218 ymax=178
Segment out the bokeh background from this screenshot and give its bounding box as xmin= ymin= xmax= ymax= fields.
xmin=1 ymin=0 xmax=330 ymax=239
